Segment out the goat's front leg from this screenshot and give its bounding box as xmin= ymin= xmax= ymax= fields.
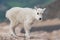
xmin=24 ymin=22 xmax=31 ymax=40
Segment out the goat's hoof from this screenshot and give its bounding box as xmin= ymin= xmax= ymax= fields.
xmin=24 ymin=34 xmax=30 ymax=40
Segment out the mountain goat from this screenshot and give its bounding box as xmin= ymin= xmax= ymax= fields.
xmin=6 ymin=7 xmax=46 ymax=39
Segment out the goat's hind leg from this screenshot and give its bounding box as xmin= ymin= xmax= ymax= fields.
xmin=9 ymin=19 xmax=18 ymax=36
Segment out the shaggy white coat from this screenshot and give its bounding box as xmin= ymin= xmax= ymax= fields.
xmin=6 ymin=7 xmax=46 ymax=39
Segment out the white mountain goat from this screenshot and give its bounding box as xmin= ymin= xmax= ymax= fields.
xmin=6 ymin=7 xmax=46 ymax=39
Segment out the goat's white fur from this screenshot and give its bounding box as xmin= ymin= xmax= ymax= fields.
xmin=6 ymin=7 xmax=46 ymax=39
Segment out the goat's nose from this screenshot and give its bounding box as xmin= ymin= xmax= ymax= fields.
xmin=39 ymin=18 xmax=41 ymax=20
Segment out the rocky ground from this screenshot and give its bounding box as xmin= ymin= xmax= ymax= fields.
xmin=0 ymin=19 xmax=60 ymax=40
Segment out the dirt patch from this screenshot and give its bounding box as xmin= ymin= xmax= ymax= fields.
xmin=0 ymin=19 xmax=60 ymax=40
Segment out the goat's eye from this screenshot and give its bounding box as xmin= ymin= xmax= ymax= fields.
xmin=37 ymin=13 xmax=39 ymax=15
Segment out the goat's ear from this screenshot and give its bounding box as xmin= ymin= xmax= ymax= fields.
xmin=43 ymin=8 xmax=46 ymax=11
xmin=34 ymin=6 xmax=37 ymax=10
